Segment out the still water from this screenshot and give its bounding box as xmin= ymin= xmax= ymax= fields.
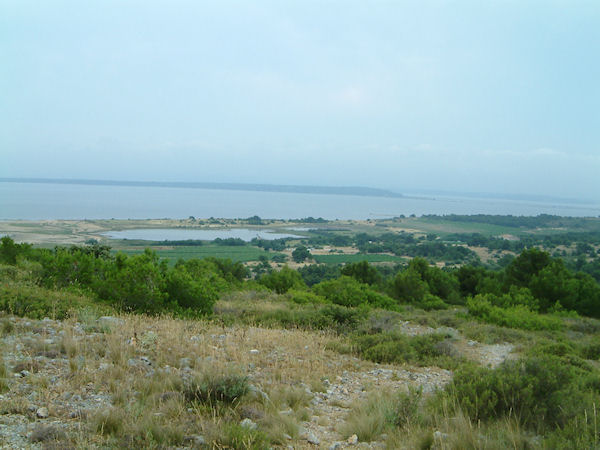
xmin=103 ymin=228 xmax=301 ymax=241
xmin=1 ymin=182 xmax=599 ymax=220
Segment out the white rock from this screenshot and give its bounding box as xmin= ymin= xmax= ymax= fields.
xmin=300 ymin=429 xmax=320 ymax=445
xmin=347 ymin=434 xmax=358 ymax=445
xmin=36 ymin=407 xmax=49 ymax=418
xmin=240 ymin=418 xmax=258 ymax=430
xmin=249 ymin=349 xmax=260 ymax=355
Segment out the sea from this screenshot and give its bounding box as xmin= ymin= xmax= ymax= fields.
xmin=1 ymin=182 xmax=599 ymax=220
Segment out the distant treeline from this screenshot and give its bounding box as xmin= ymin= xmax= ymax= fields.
xmin=421 ymin=214 xmax=599 ymax=229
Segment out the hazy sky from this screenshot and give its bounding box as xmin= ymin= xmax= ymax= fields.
xmin=2 ymin=1 xmax=599 ymax=200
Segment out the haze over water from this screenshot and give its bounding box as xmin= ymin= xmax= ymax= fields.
xmin=1 ymin=182 xmax=598 ymax=221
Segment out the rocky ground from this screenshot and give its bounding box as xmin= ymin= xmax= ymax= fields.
xmin=0 ymin=314 xmax=513 ymax=449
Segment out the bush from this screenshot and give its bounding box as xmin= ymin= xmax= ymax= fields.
xmin=285 ymin=289 xmax=326 ymax=305
xmin=467 ymin=295 xmax=562 ymax=331
xmin=97 ymin=251 xmax=170 ymax=314
xmin=418 ymin=294 xmax=448 ymax=311
xmin=350 ymin=332 xmax=459 ymax=369
xmin=164 ymin=265 xmax=218 ymax=315
xmin=0 ymin=282 xmax=110 ymax=320
xmin=259 ymin=266 xmax=306 ymax=294
xmin=314 ymin=276 xmax=397 ymax=309
xmin=442 ymin=355 xmax=600 ymax=431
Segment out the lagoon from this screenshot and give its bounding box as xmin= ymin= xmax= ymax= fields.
xmin=103 ymin=228 xmax=301 ymax=242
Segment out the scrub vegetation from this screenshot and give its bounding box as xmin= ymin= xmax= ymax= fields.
xmin=1 ymin=213 xmax=600 ymax=448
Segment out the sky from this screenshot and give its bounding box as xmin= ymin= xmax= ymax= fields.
xmin=1 ymin=0 xmax=599 ymax=201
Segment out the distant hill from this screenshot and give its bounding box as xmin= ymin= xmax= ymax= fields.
xmin=0 ymin=177 xmax=403 ymax=199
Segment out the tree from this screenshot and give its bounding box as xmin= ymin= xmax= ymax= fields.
xmin=392 ymin=269 xmax=428 ymax=303
xmin=292 ymin=245 xmax=311 ymax=263
xmin=341 ymin=260 xmax=381 ymax=285
xmin=259 ymin=266 xmax=306 ymax=294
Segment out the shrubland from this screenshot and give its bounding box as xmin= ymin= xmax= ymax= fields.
xmin=2 ymin=233 xmax=600 ymax=448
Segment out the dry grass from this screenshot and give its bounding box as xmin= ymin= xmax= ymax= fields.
xmin=0 ymin=312 xmax=380 ymax=448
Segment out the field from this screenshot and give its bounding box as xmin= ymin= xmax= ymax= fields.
xmin=113 ymin=243 xmax=283 ymax=264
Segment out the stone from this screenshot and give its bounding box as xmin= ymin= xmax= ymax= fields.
xmin=300 ymin=429 xmax=320 ymax=445
xmin=434 ymin=430 xmax=449 ymax=440
xmin=36 ymin=407 xmax=49 ymax=418
xmin=240 ymin=418 xmax=258 ymax=430
xmin=184 ymin=434 xmax=206 ymax=445
xmin=249 ymin=349 xmax=260 ymax=355
xmin=347 ymin=434 xmax=358 ymax=445
xmin=329 ymin=443 xmax=343 ymax=450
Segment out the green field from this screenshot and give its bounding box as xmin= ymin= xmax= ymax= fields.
xmin=114 ymin=244 xmax=282 ymax=263
xmin=406 ymin=218 xmax=523 ymax=236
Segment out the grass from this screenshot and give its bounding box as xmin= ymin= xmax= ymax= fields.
xmin=411 ymin=217 xmax=524 ymax=236
xmin=113 ymin=243 xmax=282 ymax=263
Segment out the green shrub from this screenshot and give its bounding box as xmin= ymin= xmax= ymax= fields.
xmin=286 ymin=289 xmax=326 ymax=305
xmin=259 ymin=266 xmax=306 ymax=294
xmin=581 ymin=342 xmax=600 ymax=360
xmin=467 ymin=295 xmax=562 ymax=331
xmin=314 ymin=276 xmax=397 ymax=309
xmin=442 ymin=355 xmax=600 ymax=431
xmin=350 ymin=332 xmax=459 ymax=369
xmin=417 ymin=294 xmax=448 ymax=311
xmin=0 ymin=282 xmax=110 ymax=320
xmin=254 ymin=303 xmax=366 ymax=333
xmin=164 ymin=265 xmax=218 ymax=315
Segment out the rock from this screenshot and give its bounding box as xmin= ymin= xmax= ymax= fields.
xmin=329 ymin=443 xmax=343 ymax=450
xmin=249 ymin=349 xmax=260 ymax=355
xmin=300 ymin=429 xmax=320 ymax=445
xmin=29 ymin=425 xmax=66 ymax=443
xmin=184 ymin=434 xmax=206 ymax=445
xmin=240 ymin=418 xmax=258 ymax=430
xmin=69 ymin=409 xmax=87 ymax=419
xmin=36 ymin=407 xmax=49 ymax=418
xmin=434 ymin=430 xmax=449 ymax=440
xmin=347 ymin=434 xmax=358 ymax=445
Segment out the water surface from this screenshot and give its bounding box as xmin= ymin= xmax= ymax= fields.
xmin=1 ymin=182 xmax=598 ymax=220
xmin=104 ymin=228 xmax=301 ymax=241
